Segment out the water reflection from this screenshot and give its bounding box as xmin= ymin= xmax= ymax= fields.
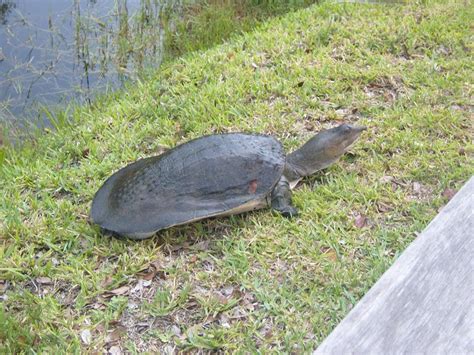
xmin=0 ymin=0 xmax=182 ymax=124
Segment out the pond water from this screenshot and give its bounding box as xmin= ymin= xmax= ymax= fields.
xmin=0 ymin=0 xmax=183 ymax=126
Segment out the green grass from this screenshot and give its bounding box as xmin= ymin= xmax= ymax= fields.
xmin=1 ymin=0 xmax=473 ymax=352
xmin=163 ymin=0 xmax=318 ymax=61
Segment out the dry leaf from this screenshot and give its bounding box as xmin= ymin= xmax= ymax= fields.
xmin=143 ymin=280 xmax=152 ymax=287
xmin=264 ymin=330 xmax=273 ymax=339
xmin=80 ymin=329 xmax=92 ymax=345
xmin=213 ymin=292 xmax=228 ymax=304
xmin=442 ymin=188 xmax=457 ymax=201
xmin=162 ymin=345 xmax=177 ymax=354
xmin=108 ymin=345 xmax=122 ymax=355
xmin=413 ymin=182 xmax=422 ymax=194
xmin=36 ymin=277 xmax=53 ymax=285
xmin=105 ymin=327 xmax=125 ymax=344
xmin=325 ymin=249 xmax=338 ymax=262
xmin=170 ymin=325 xmax=181 ymax=336
xmin=376 ymin=201 xmax=393 ymax=213
xmin=103 ymin=286 xmax=129 ymax=298
xmin=101 ymin=276 xmax=114 ymax=288
xmin=150 ymin=260 xmax=162 ymax=269
xmin=96 ymin=324 xmax=105 ymax=333
xmin=242 ymin=292 xmax=256 ymax=311
xmin=220 ymin=313 xmax=231 ymax=328
xmin=90 ymin=302 xmax=106 ymax=310
xmin=61 ymin=286 xmax=79 ymax=306
xmin=137 ymin=268 xmax=157 ymax=281
xmin=111 ymin=286 xmax=129 ymax=295
xmin=135 ymin=322 xmax=151 ymax=333
xmin=82 ymin=148 xmax=90 ymax=158
xmin=137 ymin=259 xmax=165 ymax=281
xmin=379 ymin=175 xmax=394 ymax=184
xmin=191 ymin=240 xmax=210 ymax=251
xmin=222 ymin=285 xmax=234 ymax=297
xmin=335 ymin=108 xmax=351 ymax=116
xmin=0 ymin=280 xmax=8 ymax=293
xmin=354 ymin=214 xmax=367 ymax=228
xmin=169 ymin=243 xmax=185 ymax=252
xmin=133 ymin=281 xmax=146 ymax=294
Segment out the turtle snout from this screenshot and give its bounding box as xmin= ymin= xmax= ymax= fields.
xmin=346 ymin=124 xmax=367 ymax=133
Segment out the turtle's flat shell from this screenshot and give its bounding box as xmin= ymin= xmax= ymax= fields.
xmin=91 ymin=133 xmax=285 ymax=239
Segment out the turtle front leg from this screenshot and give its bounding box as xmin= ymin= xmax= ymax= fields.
xmin=271 ymin=176 xmax=298 ymax=218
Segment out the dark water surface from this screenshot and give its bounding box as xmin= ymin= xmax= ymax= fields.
xmin=0 ymin=0 xmax=180 ymax=125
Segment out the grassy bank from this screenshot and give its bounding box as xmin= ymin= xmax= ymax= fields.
xmin=164 ymin=0 xmax=319 ymax=60
xmin=1 ymin=1 xmax=473 ymax=352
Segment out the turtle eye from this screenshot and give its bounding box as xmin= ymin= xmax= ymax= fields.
xmin=340 ymin=124 xmax=351 ymax=132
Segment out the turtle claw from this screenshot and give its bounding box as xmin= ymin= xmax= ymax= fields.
xmin=280 ymin=206 xmax=299 ymax=218
xmin=271 ymin=176 xmax=298 ymax=218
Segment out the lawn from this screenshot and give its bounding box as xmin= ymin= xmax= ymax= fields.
xmin=1 ymin=0 xmax=473 ymax=352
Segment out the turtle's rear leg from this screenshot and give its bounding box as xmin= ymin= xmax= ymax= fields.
xmin=271 ymin=176 xmax=298 ymax=218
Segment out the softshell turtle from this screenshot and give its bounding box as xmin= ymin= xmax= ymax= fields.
xmin=91 ymin=124 xmax=366 ymax=239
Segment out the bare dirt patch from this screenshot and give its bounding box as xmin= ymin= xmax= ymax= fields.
xmin=364 ymin=76 xmax=408 ymax=104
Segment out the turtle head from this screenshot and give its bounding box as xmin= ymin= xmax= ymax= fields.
xmin=324 ymin=124 xmax=367 ymax=156
xmin=286 ymin=123 xmax=367 ymax=179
